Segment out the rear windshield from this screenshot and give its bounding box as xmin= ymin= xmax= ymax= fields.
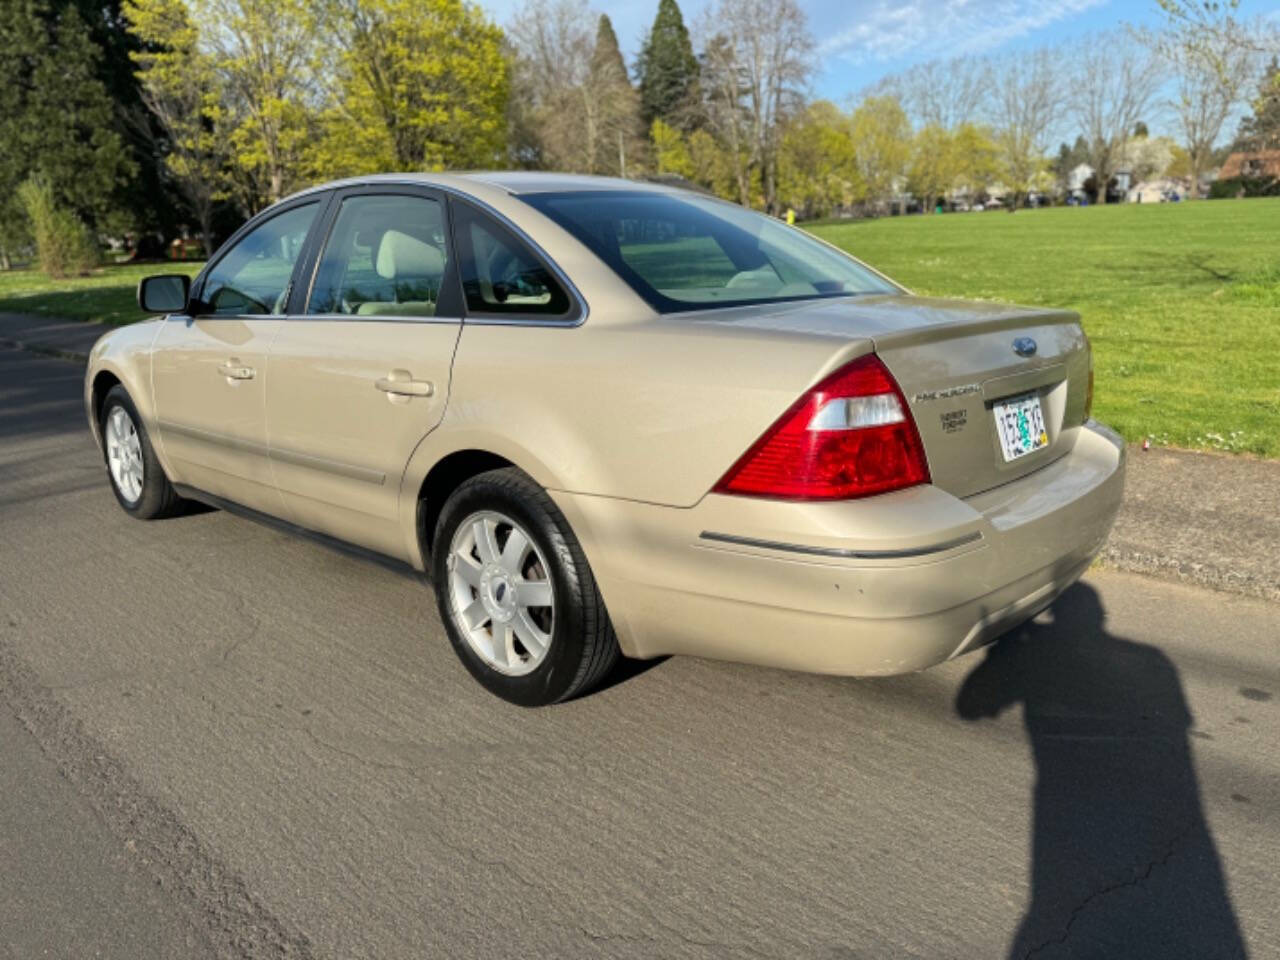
xmin=521 ymin=190 xmax=899 ymax=313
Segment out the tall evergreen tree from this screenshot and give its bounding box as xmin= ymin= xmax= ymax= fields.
xmin=591 ymin=12 xmax=626 ymax=81
xmin=635 ymin=0 xmax=698 ymax=129
xmin=63 ymin=0 xmax=184 ymax=239
xmin=0 ymin=1 xmax=132 ymax=265
xmin=589 ymin=14 xmax=643 ymax=175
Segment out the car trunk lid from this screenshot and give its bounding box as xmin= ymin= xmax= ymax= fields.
xmin=708 ymin=294 xmax=1092 ymax=499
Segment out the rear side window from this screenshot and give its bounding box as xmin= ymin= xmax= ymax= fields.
xmin=452 ymin=202 xmax=572 ymax=317
xmin=522 ymin=191 xmax=898 ymax=313
xmin=308 ymin=194 xmax=449 ymax=318
xmin=201 ymin=202 xmax=317 ymax=316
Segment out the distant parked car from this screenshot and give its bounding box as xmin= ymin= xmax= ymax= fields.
xmin=85 ymin=173 xmax=1124 ymax=705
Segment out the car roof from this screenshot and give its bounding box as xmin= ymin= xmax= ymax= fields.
xmin=284 ymin=171 xmax=689 ymax=203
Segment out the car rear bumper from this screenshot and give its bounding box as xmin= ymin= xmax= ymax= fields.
xmin=552 ymin=421 xmax=1125 ymax=676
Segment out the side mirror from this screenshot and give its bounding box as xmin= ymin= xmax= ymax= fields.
xmin=137 ymin=274 xmax=190 ymax=314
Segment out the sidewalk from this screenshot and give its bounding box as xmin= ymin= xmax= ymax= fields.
xmin=4 ymin=311 xmax=1277 ymax=603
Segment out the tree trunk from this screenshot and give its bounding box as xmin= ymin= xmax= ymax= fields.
xmin=0 ymin=248 xmax=10 ymax=271
xmin=1094 ymin=174 xmax=1106 ymax=206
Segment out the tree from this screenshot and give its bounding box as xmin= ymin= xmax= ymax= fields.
xmin=849 ymin=95 xmax=911 ymax=213
xmin=907 ymin=125 xmax=955 ymax=213
xmin=876 ymin=55 xmax=990 ymax=131
xmin=636 ymin=0 xmax=699 ymax=129
xmin=186 ymin=0 xmax=318 ymax=209
xmin=696 ymin=0 xmax=813 ymax=214
xmin=779 ymin=100 xmax=859 ymax=217
xmin=1156 ymin=0 xmax=1279 ymax=58
xmin=312 ymin=0 xmax=508 ymax=179
xmin=1234 ymin=58 xmax=1280 ymax=152
xmin=1144 ymin=24 xmax=1252 ymax=198
xmin=991 ymin=48 xmax=1060 ymax=208
xmin=0 ymin=1 xmax=132 ymax=267
xmin=651 ymin=118 xmax=693 ymax=177
xmin=587 ymin=14 xmax=644 ymax=176
xmin=1070 ymin=34 xmax=1161 ymax=205
xmin=124 ymin=0 xmax=230 ymax=255
xmin=951 ymin=123 xmax=999 ymax=202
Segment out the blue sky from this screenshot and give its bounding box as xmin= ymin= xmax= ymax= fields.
xmin=479 ymin=0 xmax=1273 ymax=102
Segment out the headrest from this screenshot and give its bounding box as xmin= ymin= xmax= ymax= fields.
xmin=375 ymin=230 xmax=444 ymax=280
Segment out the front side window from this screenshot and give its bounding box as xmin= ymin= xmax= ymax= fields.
xmin=201 ymin=203 xmax=317 ymax=316
xmin=453 ymin=202 xmax=571 ymax=317
xmin=522 ymin=191 xmax=899 ymax=313
xmin=308 ymin=194 xmax=450 ymax=317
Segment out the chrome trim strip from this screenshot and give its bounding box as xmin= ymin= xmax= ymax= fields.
xmin=697 ymin=529 xmax=983 ymax=560
xmin=158 ymin=421 xmax=385 ymax=485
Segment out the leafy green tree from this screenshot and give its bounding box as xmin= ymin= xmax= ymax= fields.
xmin=0 ymin=0 xmax=132 ymax=267
xmin=124 ymin=0 xmax=230 ymax=256
xmin=311 ymin=0 xmax=509 ymax=178
xmin=636 ymin=0 xmax=699 ymax=129
xmin=779 ymin=100 xmax=860 ymax=217
xmin=186 ymin=0 xmax=317 ymax=209
xmin=651 ymin=118 xmax=693 ymax=177
xmin=849 ymin=95 xmax=911 ymax=213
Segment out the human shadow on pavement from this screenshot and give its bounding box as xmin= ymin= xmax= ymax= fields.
xmin=956 ymin=581 xmax=1246 ymax=959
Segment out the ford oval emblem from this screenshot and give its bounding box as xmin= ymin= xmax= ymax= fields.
xmin=1013 ymin=336 xmax=1038 ymax=357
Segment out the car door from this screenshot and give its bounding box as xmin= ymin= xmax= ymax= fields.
xmin=264 ymin=187 xmax=462 ymax=559
xmin=152 ymin=198 xmax=324 ymax=515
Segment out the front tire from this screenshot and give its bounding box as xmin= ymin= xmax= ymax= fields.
xmin=431 ymin=468 xmax=619 ymax=706
xmin=100 ymin=385 xmax=183 ymax=520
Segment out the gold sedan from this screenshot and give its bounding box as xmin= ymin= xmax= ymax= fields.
xmin=86 ymin=173 xmax=1124 ymax=705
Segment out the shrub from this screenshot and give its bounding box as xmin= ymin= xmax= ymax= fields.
xmin=1209 ymin=176 xmax=1280 ymax=200
xmin=16 ymin=178 xmax=99 ymax=278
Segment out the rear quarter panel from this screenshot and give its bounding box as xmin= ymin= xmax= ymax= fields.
xmin=419 ymin=315 xmax=863 ymax=508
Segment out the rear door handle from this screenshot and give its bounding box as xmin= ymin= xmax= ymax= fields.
xmin=375 ymin=369 xmax=434 ymax=398
xmin=218 ymin=359 xmax=255 ymax=380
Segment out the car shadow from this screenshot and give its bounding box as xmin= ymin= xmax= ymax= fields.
xmin=956 ymin=580 xmax=1246 ymax=958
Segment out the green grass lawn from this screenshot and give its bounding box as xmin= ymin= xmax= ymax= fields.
xmin=0 ymin=261 xmax=205 ymax=326
xmin=809 ymin=199 xmax=1280 ymax=458
xmin=0 ymin=200 xmax=1276 ymax=457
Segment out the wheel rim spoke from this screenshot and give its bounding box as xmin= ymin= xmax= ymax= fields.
xmin=512 ymin=611 xmax=548 ymax=658
xmin=448 ymin=509 xmax=555 ymax=678
xmin=515 ymin=578 xmax=552 ymax=608
xmin=472 ymin=518 xmax=500 ymax=564
xmin=489 ymin=623 xmax=511 ymax=667
xmin=499 ymin=526 xmax=528 ymax=574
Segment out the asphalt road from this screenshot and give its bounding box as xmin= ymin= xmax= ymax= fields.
xmin=1 ymin=342 xmax=1277 ymax=959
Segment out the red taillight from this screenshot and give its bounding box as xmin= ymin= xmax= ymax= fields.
xmin=714 ymin=354 xmax=931 ymax=500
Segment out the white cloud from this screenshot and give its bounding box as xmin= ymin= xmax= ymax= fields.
xmin=818 ymin=0 xmax=1109 ymax=64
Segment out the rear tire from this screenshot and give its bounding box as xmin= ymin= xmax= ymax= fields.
xmin=430 ymin=468 xmax=620 ymax=706
xmin=100 ymin=385 xmax=183 ymax=520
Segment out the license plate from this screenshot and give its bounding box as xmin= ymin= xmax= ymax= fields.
xmin=993 ymin=392 xmax=1049 ymax=462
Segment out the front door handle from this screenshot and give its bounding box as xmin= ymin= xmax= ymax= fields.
xmin=375 ymin=369 xmax=434 ymax=398
xmin=218 ymin=359 xmax=255 ymax=380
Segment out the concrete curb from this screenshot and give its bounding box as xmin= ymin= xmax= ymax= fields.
xmin=0 ymin=335 xmax=90 ymax=364
xmin=1097 ymin=547 xmax=1279 ymax=604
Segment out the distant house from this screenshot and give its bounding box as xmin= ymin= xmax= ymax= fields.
xmin=1127 ymin=179 xmax=1184 ymax=203
xmin=1218 ymin=150 xmax=1280 ymax=181
xmin=1067 ymin=163 xmax=1132 ymax=202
